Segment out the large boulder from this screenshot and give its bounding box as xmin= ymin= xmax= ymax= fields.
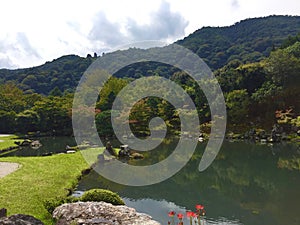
xmin=0 ymin=214 xmax=44 ymax=225
xmin=53 ymin=201 xmax=161 ymax=225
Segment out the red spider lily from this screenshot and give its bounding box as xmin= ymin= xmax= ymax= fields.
xmin=167 ymin=206 xmax=205 ymax=225
xmin=186 ymin=211 xmax=197 ymax=225
xmin=195 ymin=204 xmax=204 ymax=210
xmin=168 ymin=211 xmax=176 ymax=217
xmin=177 ymin=213 xmax=184 ymax=220
xmin=186 ymin=211 xmax=197 ymax=218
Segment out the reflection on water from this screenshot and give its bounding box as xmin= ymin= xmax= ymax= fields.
xmin=76 ymin=139 xmax=300 ymax=225
xmin=123 ymin=198 xmax=243 ymax=225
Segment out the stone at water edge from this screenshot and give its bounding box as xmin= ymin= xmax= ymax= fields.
xmin=130 ymin=152 xmax=144 ymax=159
xmin=53 ymin=201 xmax=161 ymax=225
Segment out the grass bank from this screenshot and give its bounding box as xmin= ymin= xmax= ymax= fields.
xmin=0 ymin=148 xmax=101 ymax=224
xmin=0 ymin=134 xmax=21 ymax=150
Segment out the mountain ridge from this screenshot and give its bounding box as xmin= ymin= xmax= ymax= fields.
xmin=1 ymin=15 xmax=300 ymax=94
xmin=177 ymin=15 xmax=300 ymax=69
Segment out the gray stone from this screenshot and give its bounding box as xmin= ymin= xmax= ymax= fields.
xmin=53 ymin=201 xmax=161 ymax=225
xmin=0 ymin=208 xmax=7 ymax=218
xmin=0 ymin=214 xmax=44 ymax=225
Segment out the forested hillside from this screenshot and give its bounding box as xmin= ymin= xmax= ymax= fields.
xmin=0 ymin=15 xmax=299 ymax=136
xmin=1 ymin=15 xmax=300 ymax=95
xmin=177 ymin=15 xmax=300 ymax=70
xmin=0 ymin=55 xmax=95 ymax=95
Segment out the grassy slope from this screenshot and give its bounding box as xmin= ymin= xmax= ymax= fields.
xmin=0 ymin=148 xmax=101 ymax=224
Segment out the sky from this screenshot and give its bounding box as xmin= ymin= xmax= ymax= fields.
xmin=0 ymin=0 xmax=299 ymax=69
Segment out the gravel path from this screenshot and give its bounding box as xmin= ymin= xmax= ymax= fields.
xmin=0 ymin=162 xmax=21 ymax=178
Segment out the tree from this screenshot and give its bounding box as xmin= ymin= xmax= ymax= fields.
xmin=96 ymin=77 xmax=128 ymax=111
xmin=16 ymin=110 xmax=40 ymax=133
xmin=226 ymin=89 xmax=250 ymax=125
xmin=49 ymin=86 xmax=63 ymax=97
xmin=0 ymin=83 xmax=26 ymax=113
xmin=95 ymin=110 xmax=114 ymax=136
xmin=0 ymin=110 xmax=16 ymax=133
xmin=266 ymin=42 xmax=300 ymax=88
xmin=32 ymin=96 xmax=72 ymax=134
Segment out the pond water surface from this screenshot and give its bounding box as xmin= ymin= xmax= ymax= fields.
xmin=76 ymin=139 xmax=300 ymax=225
xmin=2 ymin=136 xmax=77 ymax=157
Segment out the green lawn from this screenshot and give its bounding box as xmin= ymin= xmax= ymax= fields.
xmin=0 ymin=134 xmax=22 ymax=150
xmin=0 ymin=147 xmax=102 ymax=224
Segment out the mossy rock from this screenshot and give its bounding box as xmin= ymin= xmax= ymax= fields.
xmin=80 ymin=189 xmax=124 ymax=205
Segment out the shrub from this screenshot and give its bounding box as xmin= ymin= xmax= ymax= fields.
xmin=43 ymin=196 xmax=78 ymax=214
xmin=44 ymin=189 xmax=124 ymax=214
xmin=80 ymin=189 xmax=124 ymax=205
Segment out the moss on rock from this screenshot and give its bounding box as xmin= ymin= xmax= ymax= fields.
xmin=80 ymin=189 xmax=124 ymax=205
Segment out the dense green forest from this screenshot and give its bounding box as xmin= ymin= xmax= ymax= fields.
xmin=177 ymin=15 xmax=300 ymax=70
xmin=0 ymin=15 xmax=299 ymax=138
xmin=0 ymin=55 xmax=95 ymax=95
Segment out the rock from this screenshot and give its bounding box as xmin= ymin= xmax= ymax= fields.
xmin=105 ymin=141 xmax=115 ymax=156
xmin=118 ymin=145 xmax=130 ymax=158
xmin=19 ymin=140 xmax=32 ymax=146
xmin=118 ymin=149 xmax=130 ymax=158
xmin=66 ymin=145 xmax=79 ymax=151
xmin=53 ymin=201 xmax=161 ymax=225
xmin=41 ymin=152 xmax=53 ymax=156
xmin=14 ymin=141 xmax=21 ymax=145
xmin=130 ymin=152 xmax=144 ymax=159
xmin=31 ymin=140 xmax=42 ymax=149
xmin=0 ymin=208 xmax=7 ymax=218
xmin=66 ymin=150 xmax=76 ymax=154
xmin=0 ymin=214 xmax=44 ymax=225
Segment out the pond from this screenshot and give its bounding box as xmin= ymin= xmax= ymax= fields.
xmin=75 ymin=139 xmax=300 ymax=225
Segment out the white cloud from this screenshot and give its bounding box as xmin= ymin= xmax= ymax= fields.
xmin=0 ymin=55 xmax=16 ymax=69
xmin=88 ymin=0 xmax=188 ymax=51
xmin=231 ymin=0 xmax=240 ymax=9
xmin=0 ymin=0 xmax=299 ymax=69
xmin=89 ymin=11 xmax=124 ymax=46
xmin=126 ymin=0 xmax=188 ymax=41
xmin=0 ymin=32 xmax=41 ymax=69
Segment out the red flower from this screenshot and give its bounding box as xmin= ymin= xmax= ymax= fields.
xmin=177 ymin=213 xmax=184 ymax=220
xmin=186 ymin=211 xmax=197 ymax=218
xmin=168 ymin=211 xmax=176 ymax=217
xmin=196 ymin=204 xmax=204 ymax=210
